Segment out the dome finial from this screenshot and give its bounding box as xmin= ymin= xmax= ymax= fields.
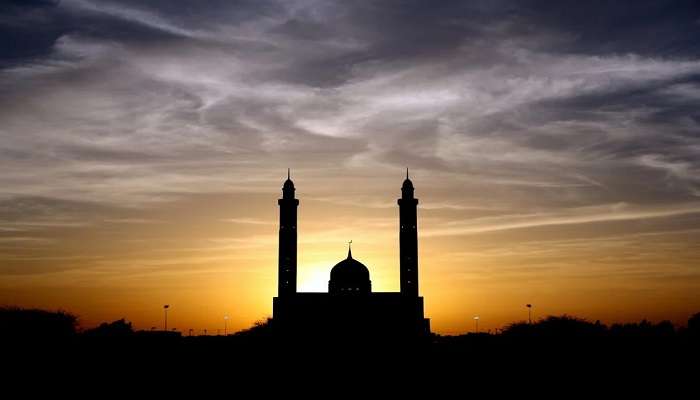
xmin=347 ymin=240 xmax=352 ymax=259
xmin=287 ymin=168 xmax=290 ymax=180
xmin=406 ymin=167 xmax=409 ymax=180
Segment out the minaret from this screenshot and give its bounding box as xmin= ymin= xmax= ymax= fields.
xmin=398 ymin=169 xmax=419 ymax=297
xmin=278 ymin=169 xmax=299 ymax=296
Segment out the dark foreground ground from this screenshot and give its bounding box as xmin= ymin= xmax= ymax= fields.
xmin=2 ymin=309 xmax=699 ymax=393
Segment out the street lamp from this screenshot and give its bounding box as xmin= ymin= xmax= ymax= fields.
xmin=163 ymin=305 xmax=170 ymax=331
xmin=526 ymin=304 xmax=532 ymax=324
xmin=224 ymin=316 xmax=229 ymax=336
xmin=473 ymin=316 xmax=480 ymax=333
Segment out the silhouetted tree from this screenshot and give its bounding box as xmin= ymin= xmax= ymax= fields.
xmin=687 ymin=312 xmax=700 ymax=338
xmin=501 ymin=315 xmax=605 ymax=339
xmin=83 ymin=318 xmax=133 ymax=337
xmin=610 ymin=319 xmax=676 ymax=338
xmin=500 ymin=320 xmax=535 ymax=338
xmin=235 ymin=318 xmax=273 ymax=338
xmin=0 ymin=306 xmax=77 ymax=340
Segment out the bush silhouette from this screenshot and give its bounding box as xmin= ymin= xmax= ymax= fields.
xmin=687 ymin=312 xmax=700 ymax=337
xmin=235 ymin=317 xmax=273 ymax=338
xmin=610 ymin=319 xmax=676 ymax=338
xmin=501 ymin=315 xmax=605 ymax=339
xmin=83 ymin=318 xmax=134 ymax=337
xmin=0 ymin=306 xmax=77 ymax=340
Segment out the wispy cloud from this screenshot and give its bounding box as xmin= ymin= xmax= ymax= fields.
xmin=221 ymin=218 xmax=274 ymax=225
xmin=62 ymin=0 xmax=205 ymax=39
xmin=423 ymin=203 xmax=700 ymax=237
xmin=1 ymin=0 xmax=700 ymax=329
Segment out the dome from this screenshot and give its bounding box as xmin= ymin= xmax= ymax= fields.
xmin=329 ymin=248 xmax=371 ymax=294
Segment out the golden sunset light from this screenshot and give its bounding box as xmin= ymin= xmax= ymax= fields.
xmin=1 ymin=0 xmax=699 ymax=340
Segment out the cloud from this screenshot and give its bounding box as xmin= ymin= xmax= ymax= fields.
xmin=62 ymin=0 xmax=205 ymax=39
xmin=422 ymin=202 xmax=700 ymax=237
xmin=222 ymin=218 xmax=275 ymax=225
xmin=1 ymin=0 xmax=699 ymax=283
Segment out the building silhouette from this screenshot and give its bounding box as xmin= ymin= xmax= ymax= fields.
xmin=272 ymin=171 xmax=430 ymax=338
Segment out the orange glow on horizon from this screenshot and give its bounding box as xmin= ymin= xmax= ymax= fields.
xmin=1 ymin=173 xmax=700 ymax=335
xmin=3 ymin=0 xmax=700 ymax=338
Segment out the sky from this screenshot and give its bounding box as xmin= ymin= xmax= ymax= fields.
xmin=1 ymin=0 xmax=700 ymax=335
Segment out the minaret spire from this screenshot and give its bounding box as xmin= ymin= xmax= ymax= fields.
xmin=288 ymin=168 xmax=290 ymax=180
xmin=278 ymin=171 xmax=299 ymax=296
xmin=398 ymin=173 xmax=419 ymax=297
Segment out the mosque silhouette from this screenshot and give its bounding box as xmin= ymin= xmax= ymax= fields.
xmin=272 ymin=171 xmax=430 ymax=338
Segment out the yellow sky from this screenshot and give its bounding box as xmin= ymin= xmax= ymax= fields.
xmin=3 ymin=0 xmax=700 ymax=337
xmin=2 ymin=171 xmax=699 ymax=334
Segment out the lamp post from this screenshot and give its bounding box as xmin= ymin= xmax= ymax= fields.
xmin=163 ymin=305 xmax=170 ymax=331
xmin=526 ymin=304 xmax=532 ymax=324
xmin=224 ymin=316 xmax=229 ymax=336
xmin=474 ymin=316 xmax=480 ymax=333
